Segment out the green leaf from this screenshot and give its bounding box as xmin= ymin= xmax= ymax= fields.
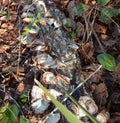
xmin=97 ymin=53 xmax=117 ymax=71
xmin=0 ymin=103 xmax=9 ymax=113
xmin=97 ymin=0 xmax=110 ymax=6
xmin=0 ymin=10 xmax=7 ymax=15
xmin=37 ymin=12 xmax=41 ymax=18
xmin=34 ymin=79 xmax=83 ymax=123
xmin=6 ymin=14 xmax=10 ymax=21
xmin=22 ymin=25 xmax=32 ymax=36
xmin=20 ymin=94 xmax=28 ymax=103
xmin=101 ymin=8 xmax=120 ymax=21
xmin=70 ymin=31 xmax=76 ymax=38
xmin=20 ymin=116 xmax=32 ymax=123
xmin=0 ymin=113 xmax=9 ymax=123
xmin=0 ymin=104 xmax=20 ymax=123
xmin=74 ymin=4 xmax=89 ymax=16
xmin=5 ymin=104 xmax=20 ymax=123
xmin=66 ymin=19 xmax=72 ymax=27
xmin=20 ymin=116 xmax=27 ymax=123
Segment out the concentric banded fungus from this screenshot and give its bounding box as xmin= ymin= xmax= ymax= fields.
xmin=31 ymin=86 xmax=62 ymax=114
xmin=31 ymin=85 xmax=49 ymax=114
xmin=45 ymin=113 xmax=60 ymax=123
xmin=31 ymin=85 xmax=44 ymax=101
xmin=71 ymin=96 xmax=98 ymax=118
xmin=42 ymin=72 xmax=57 ymax=84
xmin=31 ymin=99 xmax=50 ymax=114
xmin=79 ymin=96 xmax=98 ymax=115
xmin=36 ymin=53 xmax=57 ymax=68
xmin=34 ymin=44 xmax=49 ymax=52
xmin=71 ymin=102 xmax=87 ymax=118
xmin=96 ymin=111 xmax=110 ymax=123
xmin=56 ymin=74 xmax=70 ymax=86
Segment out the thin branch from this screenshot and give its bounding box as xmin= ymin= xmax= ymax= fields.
xmin=69 ymin=65 xmax=102 ymax=96
xmin=89 ymin=23 xmax=105 ymax=52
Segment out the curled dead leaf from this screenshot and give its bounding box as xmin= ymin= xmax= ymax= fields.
xmin=40 ymin=19 xmax=47 ymax=26
xmin=1 ymin=23 xmax=8 ymax=28
xmin=54 ymin=0 xmax=69 ymax=7
xmin=78 ymin=41 xmax=94 ymax=59
xmin=1 ymin=0 xmax=11 ymax=6
xmin=17 ymin=82 xmax=25 ymax=93
xmin=0 ymin=16 xmax=7 ymax=21
xmin=22 ymin=18 xmax=32 ymax=23
xmin=92 ymin=83 xmax=108 ymax=106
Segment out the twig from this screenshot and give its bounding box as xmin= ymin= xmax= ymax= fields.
xmin=83 ymin=14 xmax=89 ymax=41
xmin=69 ymin=65 xmax=102 ymax=96
xmin=89 ymin=23 xmax=105 ymax=52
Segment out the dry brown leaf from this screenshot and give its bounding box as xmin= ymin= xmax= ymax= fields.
xmin=100 ymin=34 xmax=108 ymax=40
xmin=23 ymin=18 xmax=32 ymax=23
xmin=67 ymin=1 xmax=76 ymax=19
xmin=0 ymin=16 xmax=7 ymax=21
xmin=94 ymin=23 xmax=107 ymax=34
xmin=1 ymin=0 xmax=11 ymax=6
xmin=54 ymin=0 xmax=69 ymax=7
xmin=17 ymin=82 xmax=25 ymax=93
xmin=10 ymin=15 xmax=17 ymax=21
xmin=108 ymin=113 xmax=120 ymax=123
xmin=92 ymin=83 xmax=108 ymax=106
xmin=83 ymin=0 xmax=89 ymax=4
xmin=114 ymin=63 xmax=120 ymax=78
xmin=40 ymin=19 xmax=47 ymax=26
xmin=8 ymin=23 xmax=14 ymax=30
xmin=0 ymin=44 xmax=10 ymax=51
xmin=1 ymin=23 xmax=8 ymax=28
xmin=79 ymin=41 xmax=94 ymax=59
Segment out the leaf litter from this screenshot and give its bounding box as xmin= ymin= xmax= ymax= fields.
xmin=0 ymin=0 xmax=120 ymax=123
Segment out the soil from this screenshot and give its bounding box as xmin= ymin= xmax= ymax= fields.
xmin=0 ymin=0 xmax=120 ymax=123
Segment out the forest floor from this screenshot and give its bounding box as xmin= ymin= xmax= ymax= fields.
xmin=0 ymin=0 xmax=120 ymax=123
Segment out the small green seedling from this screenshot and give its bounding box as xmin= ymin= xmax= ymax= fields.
xmin=97 ymin=53 xmax=117 ymax=71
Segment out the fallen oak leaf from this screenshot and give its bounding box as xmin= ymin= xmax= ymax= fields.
xmin=40 ymin=19 xmax=47 ymax=26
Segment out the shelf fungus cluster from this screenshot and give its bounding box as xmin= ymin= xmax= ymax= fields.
xmin=31 ymin=85 xmax=61 ymax=122
xmin=20 ymin=0 xmax=81 ymax=122
xmin=42 ymin=72 xmax=70 ymax=87
xmin=71 ymin=96 xmax=98 ymax=118
xmin=71 ymin=96 xmax=109 ymax=123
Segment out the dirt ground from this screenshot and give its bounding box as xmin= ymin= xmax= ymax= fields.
xmin=0 ymin=0 xmax=120 ymax=123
